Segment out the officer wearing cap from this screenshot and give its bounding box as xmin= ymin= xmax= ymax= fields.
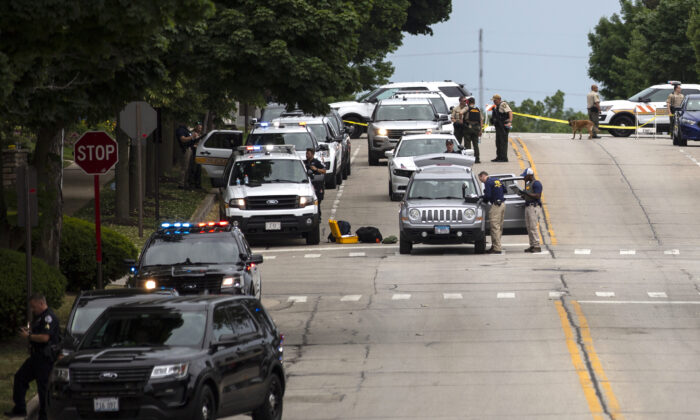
xmin=491 ymin=94 xmax=513 ymax=162
xmin=478 ymin=171 xmax=506 ymax=254
xmin=5 ymin=294 xmax=60 ymax=420
xmin=444 ymin=138 xmax=461 ymax=154
xmin=451 ymin=96 xmax=468 ymax=147
xmin=517 ymin=168 xmax=543 ymax=253
xmin=667 ymin=84 xmax=684 ymax=138
xmin=586 ymin=85 xmax=602 ymax=139
xmin=464 ymin=97 xmax=482 ymax=163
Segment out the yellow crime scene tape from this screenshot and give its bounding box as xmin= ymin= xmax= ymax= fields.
xmin=510 ymin=111 xmax=658 ymax=130
xmin=343 ymin=120 xmax=368 ymax=127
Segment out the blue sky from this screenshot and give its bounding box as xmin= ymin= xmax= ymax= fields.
xmin=387 ymin=0 xmax=623 ymax=112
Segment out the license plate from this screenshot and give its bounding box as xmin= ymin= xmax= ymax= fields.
xmin=434 ymin=225 xmax=450 ymax=234
xmin=94 ymin=397 xmax=119 ymax=412
xmin=265 ymin=222 xmax=281 ymax=231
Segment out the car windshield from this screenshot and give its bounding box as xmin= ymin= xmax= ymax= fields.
xmin=231 ymin=159 xmax=308 ymax=185
xmin=628 ymin=87 xmax=673 ymax=102
xmin=686 ymin=99 xmax=700 ymax=111
xmin=307 ymin=124 xmax=328 ymax=142
xmin=428 ymin=98 xmax=449 ymax=114
xmin=397 ymin=138 xmax=455 ymax=157
xmin=81 ymin=310 xmax=207 ymax=349
xmin=71 ymin=305 xmax=112 ymax=336
xmin=248 ymin=132 xmax=314 ymax=151
xmin=375 ymin=104 xmax=435 ymax=121
xmin=407 ymin=179 xmax=476 ymax=199
xmin=142 ymin=235 xmax=241 ymax=265
xmin=261 ymin=107 xmax=285 ymax=121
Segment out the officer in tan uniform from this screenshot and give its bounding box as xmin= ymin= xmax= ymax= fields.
xmin=451 ymin=96 xmax=468 ymax=147
xmin=586 ymin=85 xmax=601 ymax=138
xmin=491 ymin=94 xmax=512 ymax=162
xmin=667 ymin=84 xmax=684 ymax=137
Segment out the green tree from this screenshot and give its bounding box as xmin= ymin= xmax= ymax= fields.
xmin=689 ymin=9 xmax=700 ymax=78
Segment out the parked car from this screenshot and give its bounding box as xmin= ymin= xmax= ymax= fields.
xmin=194 ymin=130 xmax=244 ymax=178
xmin=48 ymin=295 xmax=285 ymax=420
xmin=672 ymin=94 xmax=700 ymax=146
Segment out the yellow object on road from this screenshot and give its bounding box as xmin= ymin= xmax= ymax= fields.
xmin=328 ymin=219 xmax=358 ymax=244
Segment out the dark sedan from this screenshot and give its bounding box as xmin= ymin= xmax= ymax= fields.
xmin=673 ymin=94 xmax=700 ymax=146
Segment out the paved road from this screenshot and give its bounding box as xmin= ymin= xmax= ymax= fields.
xmin=229 ymin=132 xmax=700 ymax=419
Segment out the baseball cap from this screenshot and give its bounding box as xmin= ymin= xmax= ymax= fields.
xmin=491 ymin=94 xmax=501 ymax=101
xmin=521 ymin=168 xmax=534 ymax=176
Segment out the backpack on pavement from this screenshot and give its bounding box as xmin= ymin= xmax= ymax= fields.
xmin=355 ymin=226 xmax=383 ymax=243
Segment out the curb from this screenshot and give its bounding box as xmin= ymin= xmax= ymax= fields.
xmin=189 ymin=190 xmax=217 ymax=222
xmin=23 ymin=395 xmax=38 ymax=420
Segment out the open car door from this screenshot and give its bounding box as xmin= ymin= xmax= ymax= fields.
xmin=490 ymin=174 xmax=527 ymax=233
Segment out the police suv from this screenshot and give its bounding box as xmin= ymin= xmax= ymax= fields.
xmin=212 ymin=144 xmax=322 ymax=245
xmin=599 ymin=82 xmax=700 ymax=137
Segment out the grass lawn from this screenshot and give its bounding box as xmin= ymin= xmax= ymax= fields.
xmin=0 ymin=294 xmax=76 ymax=419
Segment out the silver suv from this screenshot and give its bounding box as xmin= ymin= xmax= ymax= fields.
xmin=367 ymin=97 xmax=450 ymax=166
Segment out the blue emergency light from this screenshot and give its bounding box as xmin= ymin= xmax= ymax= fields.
xmin=259 ymin=122 xmax=269 ymax=127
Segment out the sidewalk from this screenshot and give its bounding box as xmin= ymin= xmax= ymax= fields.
xmin=62 ymin=163 xmax=114 ymax=216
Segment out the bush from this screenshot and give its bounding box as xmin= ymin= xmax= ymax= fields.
xmin=60 ymin=216 xmax=138 ymax=291
xmin=0 ymin=248 xmax=66 ymax=341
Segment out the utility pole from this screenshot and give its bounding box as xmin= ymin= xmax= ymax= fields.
xmin=479 ymin=28 xmax=484 ymax=114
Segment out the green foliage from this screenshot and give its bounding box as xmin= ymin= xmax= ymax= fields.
xmin=588 ymin=0 xmax=699 ymax=99
xmin=60 ymin=217 xmax=138 ymax=292
xmin=509 ymin=90 xmax=588 ymax=133
xmin=0 ymin=248 xmax=66 ymax=341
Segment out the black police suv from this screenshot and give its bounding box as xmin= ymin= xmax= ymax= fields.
xmin=127 ymin=221 xmax=264 ymax=299
xmin=61 ymin=288 xmax=179 ymax=358
xmin=48 ymin=295 xmax=285 ymax=420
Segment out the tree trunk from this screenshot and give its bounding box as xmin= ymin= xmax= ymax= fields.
xmin=32 ymin=125 xmax=63 ymax=267
xmin=145 ymin=134 xmax=155 ymax=196
xmin=114 ymin=115 xmax=130 ymax=222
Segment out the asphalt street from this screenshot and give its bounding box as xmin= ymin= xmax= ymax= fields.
xmin=229 ymin=131 xmax=700 ymax=419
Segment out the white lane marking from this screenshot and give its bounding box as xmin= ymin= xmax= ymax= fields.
xmin=341 ymin=295 xmax=362 ymax=302
xmin=349 ymin=252 xmax=366 ymax=257
xmin=443 ymin=293 xmax=463 ymax=300
xmin=549 ymin=291 xmax=566 ymax=299
xmin=265 ymin=256 xmax=277 ymax=260
xmin=647 ymin=292 xmax=668 ymax=298
xmin=350 ymin=146 xmax=361 ymax=164
xmin=579 ymin=300 xmax=700 ymax=305
xmin=620 ymin=249 xmax=636 ymax=255
xmin=304 ymin=253 xmax=321 ymax=258
xmin=575 ymin=249 xmax=591 ymax=255
xmin=679 ymin=149 xmax=700 ymax=167
xmin=595 ymin=291 xmax=616 ymax=297
xmin=497 ymin=292 xmax=515 ymax=299
xmin=288 ymin=296 xmax=307 ymax=303
xmin=333 ymin=199 xmax=340 ymax=206
xmin=664 ymin=249 xmax=680 ymax=255
xmin=254 ymin=245 xmax=397 ymax=253
xmin=392 ymin=293 xmax=411 ymax=300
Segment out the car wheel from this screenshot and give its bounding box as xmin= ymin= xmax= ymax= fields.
xmin=368 ymin=151 xmax=379 ymax=166
xmin=306 ymin=223 xmax=320 ymax=245
xmin=325 ymin=172 xmax=337 ymax=189
xmin=194 ymin=385 xmax=216 ymax=420
xmin=389 ymin=182 xmax=400 ymax=202
xmin=346 ymin=155 xmax=352 ymax=176
xmin=252 ymin=374 xmax=284 ymax=420
xmin=345 ymin=117 xmax=363 ymax=139
xmin=672 ymin=129 xmax=679 ymax=146
xmin=336 ymin=166 xmax=343 ymax=185
xmin=609 ymin=115 xmax=634 ymax=137
xmin=399 ymin=233 xmax=412 ymax=255
xmin=474 ymin=239 xmax=486 ymax=254
xmin=679 ymin=130 xmax=688 ymax=146
xmin=342 ymin=160 xmax=349 ymax=179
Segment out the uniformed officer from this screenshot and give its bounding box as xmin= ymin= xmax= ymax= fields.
xmin=517 ymin=168 xmax=543 ymax=253
xmin=490 ymin=94 xmax=513 ymax=162
xmin=304 ymin=148 xmax=326 ymax=204
xmin=5 ymin=294 xmax=60 ymax=420
xmin=444 ymin=138 xmax=460 ymax=154
xmin=464 ymin=97 xmax=482 ymax=163
xmin=667 ymin=83 xmax=684 ymax=137
xmin=478 ymin=171 xmax=506 ymax=254
xmin=586 ymin=85 xmax=602 ymax=138
xmin=451 ymin=96 xmax=468 ymax=147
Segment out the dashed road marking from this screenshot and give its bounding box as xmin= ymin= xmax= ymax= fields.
xmin=265 ymin=256 xmax=277 ymax=260
xmin=575 ymin=249 xmax=591 ymax=255
xmin=350 ymin=146 xmax=361 ymax=164
xmin=443 ymin=293 xmax=463 ymax=300
xmin=680 ymin=148 xmax=700 ymax=167
xmin=620 ymin=249 xmax=636 ymax=255
xmin=340 ymin=295 xmax=362 ymax=302
xmin=595 ymin=291 xmax=615 ymax=298
xmin=392 ymin=294 xmax=411 ymax=300
xmin=664 ymin=249 xmax=680 ymax=255
xmin=288 ymin=296 xmax=307 ymax=303
xmin=497 ymin=292 xmax=515 ymax=299
xmin=647 ymin=292 xmax=668 ymax=298
xmin=549 ymin=291 xmax=566 ymax=299
xmin=304 ymin=253 xmax=322 ymax=258
xmin=349 ymin=252 xmax=366 ymax=257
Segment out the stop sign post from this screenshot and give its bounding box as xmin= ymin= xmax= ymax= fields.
xmin=74 ymin=131 xmax=119 ymax=289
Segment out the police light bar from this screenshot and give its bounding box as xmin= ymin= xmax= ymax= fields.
xmin=259 ymin=122 xmax=269 ymax=127
xmin=160 ymin=222 xmax=191 ymax=229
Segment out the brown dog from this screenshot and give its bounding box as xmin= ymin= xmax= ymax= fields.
xmin=568 ymin=119 xmax=595 ymax=139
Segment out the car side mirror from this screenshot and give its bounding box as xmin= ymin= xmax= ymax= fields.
xmin=463 ymin=191 xmax=480 ymax=203
xmin=384 ymin=150 xmax=394 ymax=158
xmin=318 ymin=143 xmax=329 ymax=151
xmin=210 ymin=177 xmax=225 ymax=188
xmin=249 ymin=118 xmax=258 ymax=126
xmin=248 ymin=254 xmax=264 ymax=264
xmin=438 ymin=114 xmax=449 ymax=122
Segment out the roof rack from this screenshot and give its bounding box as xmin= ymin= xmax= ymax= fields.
xmin=392 ymin=90 xmax=443 ymax=96
xmin=236 ymin=144 xmax=297 ymax=155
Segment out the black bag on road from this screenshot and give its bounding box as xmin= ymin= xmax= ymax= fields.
xmin=356 ymin=226 xmax=383 ymax=243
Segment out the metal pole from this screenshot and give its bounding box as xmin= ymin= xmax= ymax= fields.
xmin=155 ymin=108 xmax=161 ymax=223
xmin=137 ymin=103 xmax=143 ymax=237
xmin=24 ymin=167 xmax=32 ymax=324
xmin=479 ymin=29 xmax=484 ymax=114
xmin=95 ymin=175 xmax=103 ymax=289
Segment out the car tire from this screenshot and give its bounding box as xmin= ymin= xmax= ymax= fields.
xmin=306 ymin=223 xmax=320 ymax=245
xmin=368 ymin=150 xmax=380 ymax=166
xmin=325 ymin=172 xmax=337 ymax=189
xmin=389 ymin=182 xmax=400 ymax=202
xmin=609 ymin=115 xmax=634 ymax=137
xmin=399 ymin=233 xmax=412 ymax=255
xmin=345 ymin=117 xmax=363 ymax=139
xmin=336 ymin=165 xmax=343 ymax=186
xmin=679 ymin=131 xmax=688 ymax=147
xmin=474 ymin=239 xmax=486 ymax=254
xmin=342 ymin=161 xmax=349 ymax=179
xmin=346 ymin=155 xmax=352 ymax=176
xmin=672 ymin=129 xmax=679 ymax=146
xmin=194 ymin=385 xmax=216 ymax=420
xmin=252 ymin=374 xmax=284 ymax=420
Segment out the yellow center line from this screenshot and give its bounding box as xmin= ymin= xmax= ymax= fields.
xmin=572 ymin=301 xmax=625 ymax=420
xmin=554 ymin=301 xmax=606 ymax=420
xmin=515 ymin=137 xmax=558 ymax=245
xmin=509 ymin=138 xmax=542 ymax=244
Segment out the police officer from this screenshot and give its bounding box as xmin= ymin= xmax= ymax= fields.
xmin=444 ymin=138 xmax=461 ymax=154
xmin=5 ymin=294 xmax=60 ymax=420
xmin=478 ymin=171 xmax=506 ymax=254
xmin=667 ymin=83 xmax=684 ymax=138
xmin=491 ymin=94 xmax=513 ymax=162
xmin=304 ymin=148 xmax=326 ymax=204
xmin=587 ymin=85 xmax=602 ymax=138
xmin=464 ymin=97 xmax=482 ymax=163
xmin=451 ymin=96 xmax=468 ymax=147
xmin=517 ymin=168 xmax=543 ymax=253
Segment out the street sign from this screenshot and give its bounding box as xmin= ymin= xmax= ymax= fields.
xmin=74 ymin=131 xmax=119 ymax=175
xmin=119 ymin=101 xmax=157 ymax=140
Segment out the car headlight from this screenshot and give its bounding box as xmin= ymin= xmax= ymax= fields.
xmin=680 ymin=118 xmax=696 ymax=126
xmin=408 ymin=208 xmax=421 ymax=221
xmin=151 ymin=363 xmax=188 ymax=380
xmin=144 ymin=279 xmax=157 ymax=290
xmin=221 ymin=276 xmax=242 ymax=289
xmin=298 ymin=195 xmax=316 ymax=207
xmin=376 ymin=128 xmax=388 ymax=136
xmin=52 ymin=367 xmax=70 ymax=382
xmin=600 ymin=105 xmax=613 ymax=113
xmin=228 ymin=198 xmax=246 ymax=209
xmin=464 ymin=208 xmax=476 ymax=220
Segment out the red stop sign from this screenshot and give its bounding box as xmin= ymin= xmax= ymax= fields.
xmin=74 ymin=131 xmax=118 ymax=175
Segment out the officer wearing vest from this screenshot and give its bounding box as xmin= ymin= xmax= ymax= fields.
xmin=517 ymin=168 xmax=543 ymax=253
xmin=586 ymin=85 xmax=602 ymax=138
xmin=451 ymin=96 xmax=468 ymax=147
xmin=478 ymin=171 xmax=506 ymax=254
xmin=464 ymin=97 xmax=482 ymax=163
xmin=6 ymin=294 xmax=60 ymax=420
xmin=667 ymin=83 xmax=684 ymax=138
xmin=491 ymin=94 xmax=513 ymax=162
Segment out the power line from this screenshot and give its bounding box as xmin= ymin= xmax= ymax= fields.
xmin=392 ymin=49 xmax=586 ymax=59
